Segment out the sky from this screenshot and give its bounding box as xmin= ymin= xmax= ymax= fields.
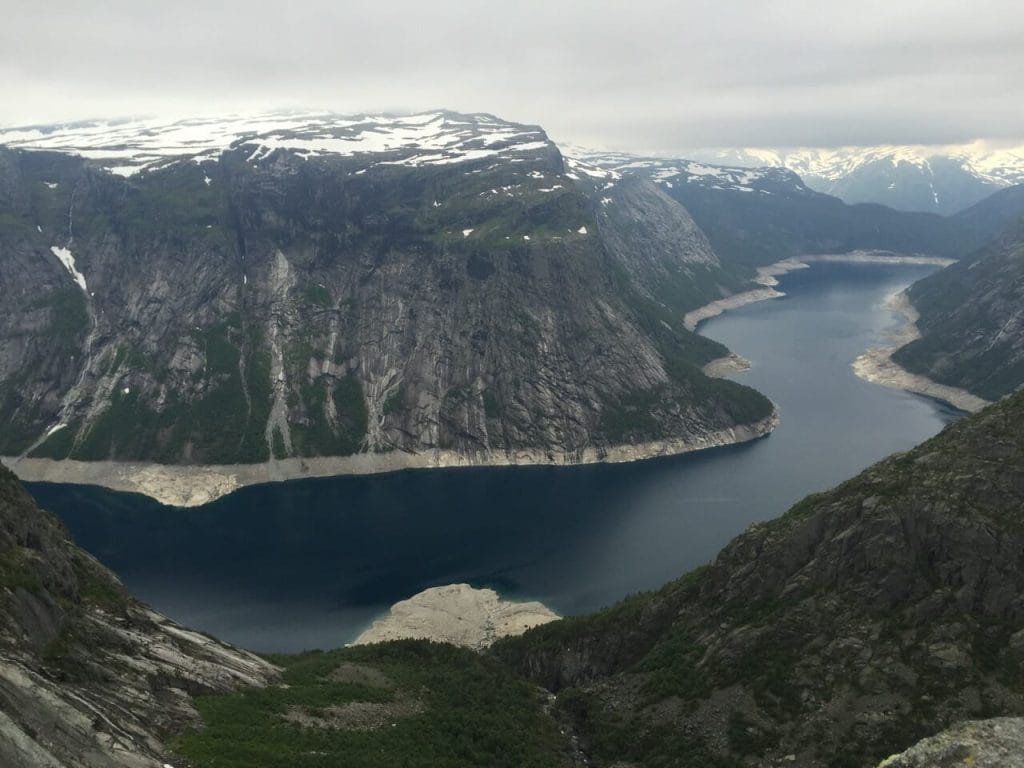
xmin=2 ymin=0 xmax=1023 ymax=152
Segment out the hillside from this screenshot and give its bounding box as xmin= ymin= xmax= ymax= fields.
xmin=496 ymin=390 xmax=1024 ymax=767
xmin=0 ymin=463 xmax=277 ymax=767
xmin=893 ymin=219 xmax=1024 ymax=400
xmin=0 ymin=112 xmax=772 ymax=477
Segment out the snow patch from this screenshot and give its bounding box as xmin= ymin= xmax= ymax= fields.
xmin=49 ymin=246 xmax=87 ymax=292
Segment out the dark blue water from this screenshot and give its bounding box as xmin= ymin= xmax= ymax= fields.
xmin=27 ymin=262 xmax=960 ymax=653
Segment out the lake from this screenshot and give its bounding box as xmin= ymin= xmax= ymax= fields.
xmin=27 ymin=262 xmax=960 ymax=653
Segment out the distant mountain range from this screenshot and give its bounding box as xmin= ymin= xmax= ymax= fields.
xmin=570 ymin=150 xmax=1023 ymax=271
xmin=684 ymin=142 xmax=1024 ymax=215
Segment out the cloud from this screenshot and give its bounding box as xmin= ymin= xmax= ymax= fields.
xmin=2 ymin=0 xmax=1022 ymax=150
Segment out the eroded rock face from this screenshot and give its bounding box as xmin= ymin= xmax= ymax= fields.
xmin=878 ymin=718 xmax=1024 ymax=768
xmin=353 ymin=584 xmax=559 ymax=650
xmin=0 ymin=112 xmax=773 ymax=475
xmin=0 ymin=464 xmax=278 ymax=767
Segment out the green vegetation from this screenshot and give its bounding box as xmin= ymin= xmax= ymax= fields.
xmin=270 ymin=426 xmax=288 ymax=460
xmin=300 ymin=283 xmax=333 ymax=307
xmin=382 ymin=387 xmax=403 ymax=417
xmin=482 ymin=389 xmax=501 ymax=418
xmin=173 ymin=641 xmax=570 ymax=768
xmin=291 ymin=374 xmax=368 ymax=457
xmin=63 ymin=322 xmax=273 ymax=464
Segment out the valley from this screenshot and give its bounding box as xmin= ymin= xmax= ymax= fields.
xmin=28 ymin=262 xmax=958 ymax=653
xmin=3 ymin=104 xmax=1024 ymax=767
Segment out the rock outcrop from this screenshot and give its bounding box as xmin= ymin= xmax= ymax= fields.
xmin=878 ymin=717 xmax=1024 ymax=768
xmin=0 ymin=463 xmax=278 ymax=767
xmin=352 ymin=583 xmax=559 ymax=650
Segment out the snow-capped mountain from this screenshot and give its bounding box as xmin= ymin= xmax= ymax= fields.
xmin=561 ymin=149 xmax=809 ymax=197
xmin=686 ymin=142 xmax=1024 ymax=215
xmin=0 ymin=109 xmax=770 ymax=470
xmin=0 ymin=111 xmax=553 ymax=176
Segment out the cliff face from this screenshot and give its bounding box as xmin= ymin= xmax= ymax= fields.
xmin=0 ymin=112 xmax=771 ymax=468
xmin=0 ymin=463 xmax=277 ymax=767
xmin=496 ymin=390 xmax=1024 ymax=767
xmin=893 ymin=219 xmax=1024 ymax=400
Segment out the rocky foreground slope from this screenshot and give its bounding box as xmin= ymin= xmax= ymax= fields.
xmin=0 ymin=112 xmax=771 ymax=479
xmin=3 ymin=385 xmax=1024 ymax=767
xmin=891 ymin=218 xmax=1024 ymax=401
xmin=495 ymin=389 xmax=1024 ymax=767
xmin=0 ymin=463 xmax=277 ymax=767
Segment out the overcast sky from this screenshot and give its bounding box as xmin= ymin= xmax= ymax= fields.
xmin=2 ymin=0 xmax=1022 ymax=151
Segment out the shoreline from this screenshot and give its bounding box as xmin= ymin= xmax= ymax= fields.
xmin=851 ymin=292 xmax=990 ymax=414
xmin=3 ymin=411 xmax=779 ymax=507
xmin=683 ymin=251 xmax=955 ymax=331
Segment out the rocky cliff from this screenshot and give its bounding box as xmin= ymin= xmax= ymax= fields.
xmin=878 ymin=717 xmax=1024 ymax=767
xmin=495 ymin=390 xmax=1024 ymax=767
xmin=893 ymin=218 xmax=1024 ymax=400
xmin=0 ymin=463 xmax=277 ymax=767
xmin=0 ymin=112 xmax=772 ymax=477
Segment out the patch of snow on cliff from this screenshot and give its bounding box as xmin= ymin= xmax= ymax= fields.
xmin=49 ymin=246 xmax=87 ymax=291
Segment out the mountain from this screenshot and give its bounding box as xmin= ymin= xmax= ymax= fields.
xmin=0 ymin=463 xmax=277 ymax=766
xmin=573 ymin=151 xmax=983 ymax=271
xmin=689 ymin=143 xmax=1024 ymax=215
xmin=496 ymin=390 xmax=1024 ymax=767
xmin=0 ymin=112 xmax=773 ymax=474
xmin=892 ymin=219 xmax=1024 ymax=400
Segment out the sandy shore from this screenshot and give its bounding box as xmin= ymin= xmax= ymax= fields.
xmin=683 ymin=251 xmax=955 ymax=332
xmin=852 ymin=292 xmax=990 ymax=413
xmin=2 ymin=411 xmax=778 ymax=507
xmin=351 ymin=584 xmax=559 ymax=650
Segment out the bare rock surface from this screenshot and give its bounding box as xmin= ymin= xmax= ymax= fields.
xmin=878 ymin=718 xmax=1024 ymax=767
xmin=352 ymin=583 xmax=560 ymax=650
xmin=0 ymin=464 xmax=278 ymax=768
xmin=2 ymin=409 xmax=778 ymax=506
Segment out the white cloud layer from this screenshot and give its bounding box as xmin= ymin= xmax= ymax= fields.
xmin=2 ymin=0 xmax=1022 ymax=151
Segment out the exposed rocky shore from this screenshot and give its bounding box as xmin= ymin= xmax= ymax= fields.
xmin=352 ymin=584 xmax=560 ymax=650
xmin=683 ymin=251 xmax=954 ymax=331
xmin=2 ymin=410 xmax=778 ymax=506
xmin=853 ymin=292 xmax=990 ymax=413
